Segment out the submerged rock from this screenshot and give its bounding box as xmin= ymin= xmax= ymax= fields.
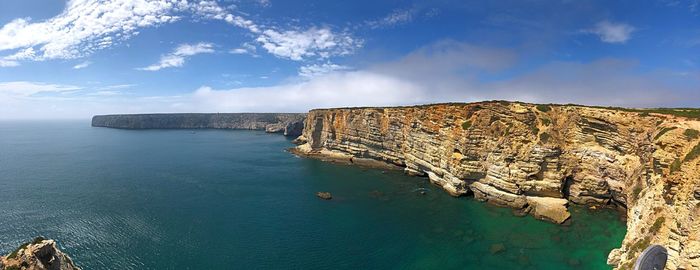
xmin=0 ymin=237 xmax=79 ymax=270
xmin=316 ymin=192 xmax=332 ymax=200
xmin=489 ymin=243 xmax=506 ymax=254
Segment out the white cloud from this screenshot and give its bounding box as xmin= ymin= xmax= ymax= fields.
xmin=584 ymin=21 xmax=636 ymax=44
xmin=0 ymin=59 xmax=19 ymax=67
xmin=0 ymin=0 xmax=361 ymax=65
xmin=299 ymin=62 xmax=350 ymax=78
xmin=0 ymin=0 xmax=185 ymax=61
xmin=138 ymin=42 xmax=214 ymax=71
xmin=366 ymin=8 xmax=418 ymax=29
xmin=229 ymin=42 xmax=257 ymax=56
xmin=73 ymin=61 xmax=92 ymax=69
xmin=0 ymin=81 xmax=81 ymax=96
xmin=88 ymin=90 xmax=122 ymax=96
xmin=97 ymin=84 xmax=136 ymax=90
xmin=257 ymin=0 xmax=271 ymax=7
xmin=256 ymin=27 xmax=361 ymax=61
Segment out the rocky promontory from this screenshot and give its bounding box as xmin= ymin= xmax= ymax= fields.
xmin=1 ymin=237 xmax=79 ymax=270
xmin=292 ymin=101 xmax=700 ymax=269
xmin=92 ymin=113 xmax=306 ymax=136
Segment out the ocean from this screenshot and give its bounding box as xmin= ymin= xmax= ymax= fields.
xmin=0 ymin=120 xmax=625 ymax=269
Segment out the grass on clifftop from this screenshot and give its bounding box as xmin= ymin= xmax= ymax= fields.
xmin=684 ymin=142 xmax=700 ymax=162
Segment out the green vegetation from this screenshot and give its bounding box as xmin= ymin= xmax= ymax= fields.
xmin=6 ymin=237 xmax=45 ymax=259
xmin=539 ymin=132 xmax=550 ymax=143
xmin=31 ymin=236 xmax=45 ymax=244
xmin=683 ymin=142 xmax=700 ymax=162
xmin=461 ymin=120 xmax=472 ymax=130
xmin=670 ymin=158 xmax=682 ymax=173
xmin=632 ymin=184 xmax=642 ymax=200
xmin=684 ymin=129 xmax=699 ymax=140
xmin=535 ymin=104 xmax=551 ymax=112
xmin=7 ymin=242 xmax=29 ymax=259
xmin=531 ymin=126 xmax=540 ymax=135
xmin=650 ymin=217 xmax=666 ymax=234
xmin=541 ymin=118 xmax=551 ymax=126
xmin=654 ymin=127 xmax=677 ymax=140
xmin=6 ymin=266 xmax=21 ymax=270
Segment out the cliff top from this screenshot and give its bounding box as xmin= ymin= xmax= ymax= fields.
xmin=308 ymin=100 xmax=700 ymax=120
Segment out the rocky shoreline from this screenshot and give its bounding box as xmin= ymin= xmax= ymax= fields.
xmin=291 ymin=101 xmax=700 ymax=270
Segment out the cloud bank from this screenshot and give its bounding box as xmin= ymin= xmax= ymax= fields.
xmin=2 ymin=40 xmax=697 ymax=119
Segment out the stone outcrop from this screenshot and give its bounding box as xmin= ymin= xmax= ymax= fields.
xmin=92 ymin=113 xmax=306 ymax=136
xmin=1 ymin=238 xmax=79 ymax=270
xmin=292 ymin=101 xmax=700 ymax=270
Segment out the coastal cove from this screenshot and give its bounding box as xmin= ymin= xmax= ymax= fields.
xmin=0 ymin=121 xmax=625 ymax=269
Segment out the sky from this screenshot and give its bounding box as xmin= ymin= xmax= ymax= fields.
xmin=0 ymin=0 xmax=698 ymax=119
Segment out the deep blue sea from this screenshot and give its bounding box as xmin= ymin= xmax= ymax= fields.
xmin=0 ymin=121 xmax=626 ymax=269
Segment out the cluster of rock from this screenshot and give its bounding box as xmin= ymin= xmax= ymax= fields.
xmin=291 ymin=101 xmax=700 ymax=269
xmin=1 ymin=238 xmax=79 ymax=270
xmin=91 ymin=113 xmax=306 ymax=136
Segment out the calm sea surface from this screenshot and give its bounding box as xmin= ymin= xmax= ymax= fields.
xmin=0 ymin=121 xmax=625 ymax=269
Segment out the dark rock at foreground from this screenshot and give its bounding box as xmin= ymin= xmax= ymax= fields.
xmin=1 ymin=237 xmax=79 ymax=270
xmin=92 ymin=113 xmax=306 ymax=136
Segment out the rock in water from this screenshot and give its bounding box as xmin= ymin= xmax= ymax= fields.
xmin=316 ymin=192 xmax=332 ymax=200
xmin=526 ymin=197 xmax=571 ymax=224
xmin=489 ymin=243 xmax=506 ymax=254
xmin=0 ymin=237 xmax=80 ymax=270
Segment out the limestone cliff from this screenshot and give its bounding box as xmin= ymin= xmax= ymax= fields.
xmin=1 ymin=238 xmax=79 ymax=270
xmin=92 ymin=113 xmax=306 ymax=136
xmin=292 ymin=101 xmax=700 ymax=269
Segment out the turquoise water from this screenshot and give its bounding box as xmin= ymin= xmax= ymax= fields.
xmin=0 ymin=121 xmax=626 ymax=269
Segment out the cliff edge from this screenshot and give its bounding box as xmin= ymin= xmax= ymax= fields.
xmin=1 ymin=237 xmax=79 ymax=270
xmin=92 ymin=113 xmax=306 ymax=136
xmin=292 ymin=101 xmax=700 ymax=269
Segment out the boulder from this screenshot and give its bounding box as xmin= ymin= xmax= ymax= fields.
xmin=316 ymin=192 xmax=332 ymax=200
xmin=526 ymin=196 xmax=571 ymax=224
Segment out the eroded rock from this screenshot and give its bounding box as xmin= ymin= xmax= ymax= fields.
xmin=1 ymin=237 xmax=79 ymax=270
xmin=292 ymin=101 xmax=700 ymax=269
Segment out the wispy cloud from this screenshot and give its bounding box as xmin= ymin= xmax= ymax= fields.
xmin=0 ymin=81 xmax=81 ymax=96
xmin=584 ymin=21 xmax=636 ymax=44
xmin=366 ymin=7 xmax=418 ymax=29
xmin=0 ymin=59 xmax=19 ymax=67
xmin=229 ymin=42 xmax=258 ymax=56
xmin=299 ymin=62 xmax=350 ymax=78
xmin=255 ymin=28 xmax=361 ymax=61
xmin=137 ymin=42 xmax=214 ymax=71
xmin=73 ymin=61 xmax=91 ymax=69
xmin=0 ymin=0 xmax=361 ymax=65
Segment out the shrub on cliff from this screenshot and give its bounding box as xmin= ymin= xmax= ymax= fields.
xmin=535 ymin=104 xmax=551 ymax=112
xmin=684 ymin=129 xmax=699 ymax=140
xmin=461 ymin=121 xmax=472 ymax=130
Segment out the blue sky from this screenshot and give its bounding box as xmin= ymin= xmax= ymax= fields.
xmin=0 ymin=0 xmax=698 ymax=118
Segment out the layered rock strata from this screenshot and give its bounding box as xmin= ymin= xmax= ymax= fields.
xmin=1 ymin=238 xmax=79 ymax=270
xmin=92 ymin=113 xmax=306 ymax=136
xmin=292 ymin=101 xmax=700 ymax=270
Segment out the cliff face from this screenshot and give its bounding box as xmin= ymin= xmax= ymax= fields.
xmin=293 ymin=102 xmax=700 ymax=269
xmin=92 ymin=113 xmax=306 ymax=136
xmin=1 ymin=238 xmax=79 ymax=270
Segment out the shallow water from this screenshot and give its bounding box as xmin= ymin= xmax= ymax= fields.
xmin=0 ymin=121 xmax=626 ymax=269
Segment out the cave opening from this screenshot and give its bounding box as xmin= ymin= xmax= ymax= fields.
xmin=562 ymin=176 xmax=574 ymax=199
